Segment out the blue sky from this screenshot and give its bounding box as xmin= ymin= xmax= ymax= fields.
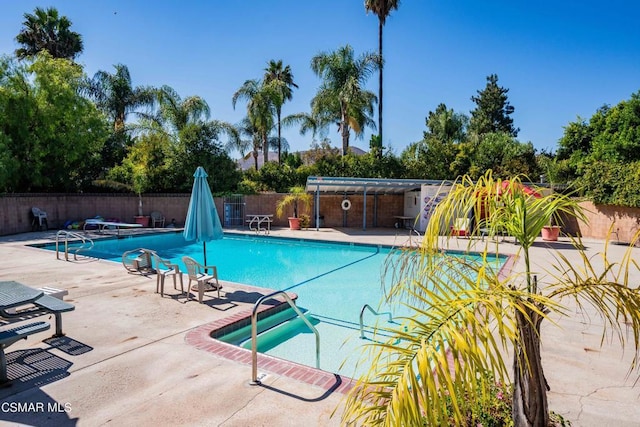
xmin=1 ymin=1 xmax=639 ymax=158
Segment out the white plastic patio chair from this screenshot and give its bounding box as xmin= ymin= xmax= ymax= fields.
xmin=181 ymin=256 xmax=221 ymax=303
xmin=31 ymin=207 xmax=48 ymax=231
xmin=150 ymin=211 xmax=165 ymax=228
xmin=153 ymin=253 xmax=184 ymax=297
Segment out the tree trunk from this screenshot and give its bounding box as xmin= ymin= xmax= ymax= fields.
xmin=377 ymin=18 xmax=383 ymax=158
xmin=512 ymin=303 xmax=549 ymax=427
xmin=263 ymin=131 xmax=269 ymax=166
xmin=341 ymin=102 xmax=349 ymax=156
xmin=277 ymin=108 xmax=282 ymax=164
xmin=253 ymin=149 xmax=258 ymax=170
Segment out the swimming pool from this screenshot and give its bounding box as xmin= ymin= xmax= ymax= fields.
xmin=37 ymin=232 xmax=506 ymax=377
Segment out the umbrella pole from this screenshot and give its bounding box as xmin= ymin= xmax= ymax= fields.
xmin=203 ymin=241 xmax=207 ymax=273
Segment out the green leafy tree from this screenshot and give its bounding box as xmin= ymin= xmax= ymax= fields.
xmin=150 ymin=85 xmax=239 ymax=192
xmin=0 ymin=54 xmax=107 ymax=192
xmin=15 ymin=7 xmax=83 ymax=61
xmin=469 ymin=74 xmax=519 ymax=138
xmin=340 ymin=149 xmax=403 ymax=179
xmin=369 ymin=134 xmax=383 ymax=159
xmin=249 ymin=161 xmax=300 ymax=193
xmin=556 ymin=92 xmax=640 ymax=198
xmin=342 ymin=172 xmax=640 ymax=426
xmin=588 ymin=94 xmax=640 ymax=163
xmin=365 ymin=0 xmax=400 ymax=146
xmin=556 ymin=116 xmax=594 ymax=180
xmin=578 ymin=161 xmax=640 ymax=207
xmin=166 ymin=121 xmax=240 ymax=193
xmin=264 ymin=60 xmax=298 ymax=163
xmin=400 ymin=103 xmax=467 ymax=179
xmin=469 ymin=132 xmax=538 ymax=179
xmin=310 ymin=44 xmax=381 ymax=156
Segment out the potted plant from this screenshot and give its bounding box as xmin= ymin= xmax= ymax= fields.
xmin=541 ymin=213 xmax=561 ymax=241
xmin=299 ymin=214 xmax=311 ymax=230
xmin=276 ymin=186 xmax=312 ymax=230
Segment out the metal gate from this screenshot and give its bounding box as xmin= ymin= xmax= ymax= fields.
xmin=223 ymin=195 xmax=245 ymax=227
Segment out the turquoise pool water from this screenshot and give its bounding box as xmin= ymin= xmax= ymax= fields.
xmin=38 ymin=232 xmax=505 ymax=377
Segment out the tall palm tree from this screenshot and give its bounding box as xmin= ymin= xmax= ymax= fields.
xmin=232 ymin=79 xmax=276 ymax=168
xmin=84 ymin=64 xmax=156 ymax=134
xmin=15 ymin=6 xmax=83 ymax=60
xmin=152 ymin=85 xmax=239 ymax=150
xmin=341 ymin=172 xmax=640 ymax=426
xmin=310 ymin=44 xmax=381 ymax=156
xmin=365 ymin=0 xmax=400 ymax=150
xmin=264 ymin=60 xmax=298 ymax=163
xmin=235 ymin=117 xmax=261 ymax=170
xmin=155 ymin=85 xmax=210 ymax=133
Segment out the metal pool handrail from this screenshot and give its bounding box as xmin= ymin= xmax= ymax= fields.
xmin=359 ymin=304 xmax=393 ymax=339
xmin=56 ymin=230 xmax=94 ymax=261
xmin=249 ymin=290 xmax=320 ymax=385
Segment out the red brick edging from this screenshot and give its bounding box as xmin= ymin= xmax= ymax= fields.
xmin=184 ymin=287 xmax=355 ymax=394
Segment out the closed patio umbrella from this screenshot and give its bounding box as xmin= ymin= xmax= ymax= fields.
xmin=498 ymin=180 xmax=542 ymax=198
xmin=183 ymin=167 xmax=223 ymax=266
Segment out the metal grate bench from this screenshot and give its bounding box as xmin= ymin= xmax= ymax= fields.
xmin=0 ymin=321 xmax=50 ymax=382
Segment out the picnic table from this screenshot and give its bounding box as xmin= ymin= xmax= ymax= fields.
xmin=246 ymin=214 xmax=273 ymax=234
xmin=0 ymin=281 xmax=43 ymax=310
xmin=0 ymin=281 xmax=75 ymax=337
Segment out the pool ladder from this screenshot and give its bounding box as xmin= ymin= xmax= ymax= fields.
xmin=359 ymin=304 xmax=394 ymax=339
xmin=250 ymin=290 xmax=320 ymax=385
xmin=406 ymin=228 xmax=421 ymax=247
xmin=56 ymin=230 xmax=94 ymax=261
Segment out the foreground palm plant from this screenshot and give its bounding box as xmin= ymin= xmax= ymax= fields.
xmin=341 ymin=172 xmax=640 ymax=426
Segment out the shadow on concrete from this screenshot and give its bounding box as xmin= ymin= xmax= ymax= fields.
xmin=44 ymin=336 xmax=93 ymax=356
xmin=530 ymin=240 xmax=587 ymax=250
xmin=0 ymin=348 xmax=72 ymax=399
xmin=257 ymin=373 xmax=345 ymax=403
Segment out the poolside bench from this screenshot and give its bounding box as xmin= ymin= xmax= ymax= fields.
xmin=0 ymin=295 xmax=75 ymax=337
xmin=0 ymin=321 xmax=50 ymax=382
xmin=38 ymin=287 xmax=69 ymax=300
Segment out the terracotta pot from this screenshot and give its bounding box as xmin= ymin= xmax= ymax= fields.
xmin=541 ymin=225 xmax=561 ymax=241
xmin=288 ymin=217 xmax=301 ymax=230
xmin=134 ymin=216 xmax=150 ymax=227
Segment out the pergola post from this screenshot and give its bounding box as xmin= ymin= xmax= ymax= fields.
xmin=315 ymin=184 xmax=320 ymax=231
xmin=363 ymin=186 xmax=368 ymax=231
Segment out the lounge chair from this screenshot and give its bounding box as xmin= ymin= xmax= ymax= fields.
xmin=150 ymin=211 xmax=165 ymax=228
xmin=182 ymin=256 xmax=222 ymax=303
xmin=152 ymin=253 xmax=184 ymax=297
xmin=31 ymin=207 xmax=48 ymax=231
xmin=122 ymin=248 xmax=155 ymax=275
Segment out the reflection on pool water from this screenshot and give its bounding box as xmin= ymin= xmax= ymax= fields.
xmin=37 ymin=232 xmax=506 ymax=377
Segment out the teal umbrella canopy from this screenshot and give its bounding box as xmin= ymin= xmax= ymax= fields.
xmin=183 ymin=167 xmax=223 ymax=264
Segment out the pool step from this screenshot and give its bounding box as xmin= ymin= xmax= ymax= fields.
xmin=217 ymin=308 xmax=300 ymax=346
xmin=240 ymin=313 xmax=320 ymax=353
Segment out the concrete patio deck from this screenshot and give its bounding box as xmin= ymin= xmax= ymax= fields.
xmin=0 ymin=227 xmax=638 ymax=426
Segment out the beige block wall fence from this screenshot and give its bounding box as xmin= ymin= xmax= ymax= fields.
xmin=1 ymin=194 xmax=638 ymax=242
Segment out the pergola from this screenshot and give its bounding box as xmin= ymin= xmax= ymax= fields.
xmin=304 ymin=176 xmax=452 ymax=230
